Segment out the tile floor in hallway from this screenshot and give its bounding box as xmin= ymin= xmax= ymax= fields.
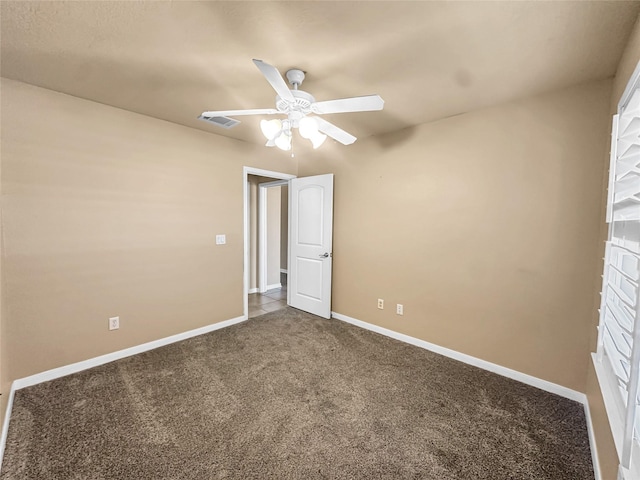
xmin=248 ymin=274 xmax=288 ymax=319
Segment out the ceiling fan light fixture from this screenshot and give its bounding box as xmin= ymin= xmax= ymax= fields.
xmin=202 ymin=60 xmax=384 ymax=151
xmin=274 ymin=130 xmax=292 ymax=151
xmin=310 ymin=132 xmax=327 ymax=149
xmin=298 ymin=116 xmax=319 ymax=140
xmin=260 ymin=119 xmax=282 ymax=140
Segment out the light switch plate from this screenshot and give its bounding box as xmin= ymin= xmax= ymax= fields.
xmin=216 ymin=234 xmax=226 ymax=245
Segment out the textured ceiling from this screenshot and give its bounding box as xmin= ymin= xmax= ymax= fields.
xmin=2 ymin=1 xmax=639 ymax=147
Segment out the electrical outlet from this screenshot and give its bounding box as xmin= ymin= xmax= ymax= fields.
xmin=396 ymin=304 xmax=404 ymax=315
xmin=377 ymin=299 xmax=384 ymax=309
xmin=109 ymin=316 xmax=120 ymax=331
xmin=216 ymin=234 xmax=226 ymax=245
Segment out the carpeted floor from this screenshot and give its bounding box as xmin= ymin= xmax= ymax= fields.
xmin=2 ymin=307 xmax=594 ymax=479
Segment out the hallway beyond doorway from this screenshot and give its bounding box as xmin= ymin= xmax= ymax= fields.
xmin=248 ymin=273 xmax=287 ymax=318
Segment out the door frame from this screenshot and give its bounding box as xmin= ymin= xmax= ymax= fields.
xmin=243 ymin=167 xmax=296 ymax=319
xmin=258 ymin=180 xmax=289 ymax=294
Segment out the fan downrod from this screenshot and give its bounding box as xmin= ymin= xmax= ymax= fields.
xmin=286 ymin=69 xmax=305 ymax=89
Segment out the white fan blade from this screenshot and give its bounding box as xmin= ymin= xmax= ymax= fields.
xmin=315 ymin=117 xmax=357 ymax=145
xmin=253 ymin=59 xmax=295 ymax=102
xmin=312 ymin=95 xmax=384 ymax=115
xmin=200 ymin=108 xmax=279 ymax=117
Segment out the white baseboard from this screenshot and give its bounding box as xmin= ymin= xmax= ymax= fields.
xmin=280 ymin=269 xmax=288 ymax=274
xmin=584 ymin=397 xmax=602 ymax=480
xmin=0 ymin=313 xmax=247 ymax=469
xmin=265 ymin=283 xmax=281 ymax=291
xmin=330 ymin=311 xmax=601 ymax=476
xmin=248 ymin=287 xmax=259 ymax=294
xmin=0 ymin=386 xmax=16 ymax=473
xmin=12 ymin=314 xmax=246 ymax=390
xmin=331 ymin=312 xmax=586 ymax=403
xmin=0 ymin=310 xmax=597 ymax=475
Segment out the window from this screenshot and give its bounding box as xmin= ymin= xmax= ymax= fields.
xmin=594 ymin=62 xmax=640 ymax=480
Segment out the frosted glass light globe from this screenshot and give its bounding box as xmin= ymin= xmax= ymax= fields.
xmin=260 ymin=119 xmax=282 ymax=140
xmin=310 ymin=132 xmax=327 ymax=149
xmin=274 ymin=130 xmax=292 ymax=151
xmin=298 ymin=117 xmax=319 ymax=140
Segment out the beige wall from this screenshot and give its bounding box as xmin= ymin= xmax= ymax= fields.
xmin=267 ymin=187 xmax=281 ymax=287
xmin=586 ymin=15 xmax=640 ymax=480
xmin=299 ymin=79 xmax=612 ymax=392
xmin=0 ymin=79 xmax=297 ymax=396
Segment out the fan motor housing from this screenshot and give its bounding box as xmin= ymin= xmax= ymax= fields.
xmin=276 ymin=90 xmax=315 ymax=115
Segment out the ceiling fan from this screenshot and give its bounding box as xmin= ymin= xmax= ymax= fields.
xmin=199 ymin=59 xmax=384 ymax=151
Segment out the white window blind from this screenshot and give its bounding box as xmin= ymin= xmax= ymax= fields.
xmin=595 ymin=71 xmax=640 ymax=480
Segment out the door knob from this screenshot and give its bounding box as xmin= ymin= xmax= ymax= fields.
xmin=319 ymin=252 xmax=331 ymax=258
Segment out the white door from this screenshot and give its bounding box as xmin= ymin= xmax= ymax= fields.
xmin=288 ymin=174 xmax=333 ymax=318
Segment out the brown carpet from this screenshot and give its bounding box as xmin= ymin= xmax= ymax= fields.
xmin=2 ymin=307 xmax=594 ymax=479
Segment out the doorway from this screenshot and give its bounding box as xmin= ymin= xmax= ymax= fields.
xmin=258 ymin=180 xmax=289 ymax=294
xmin=243 ymin=167 xmax=295 ymax=319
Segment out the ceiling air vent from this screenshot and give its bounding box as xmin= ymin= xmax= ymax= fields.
xmin=198 ymin=115 xmax=240 ymax=129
